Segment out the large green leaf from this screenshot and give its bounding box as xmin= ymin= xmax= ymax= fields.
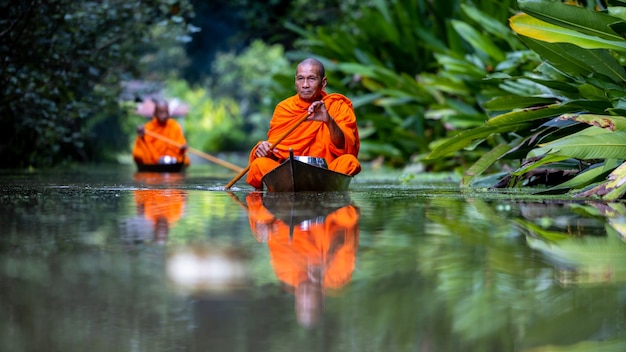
xmin=560 ymin=113 xmax=626 ymax=132
xmin=482 ymin=96 xmax=557 ymax=111
xmin=517 ymin=0 xmax=625 ymax=41
xmin=530 ymin=127 xmax=626 ymax=159
xmin=427 ymin=124 xmax=527 ymax=159
xmin=510 ymin=13 xmax=626 ymax=52
xmin=547 ymin=160 xmax=619 ymax=192
xmin=517 ymin=36 xmax=626 ymax=83
xmin=461 ymin=143 xmax=512 ymax=186
xmin=486 ymin=103 xmax=584 ymax=127
xmin=575 ymin=161 xmax=626 ymax=200
xmin=510 ymin=154 xmax=573 ymax=177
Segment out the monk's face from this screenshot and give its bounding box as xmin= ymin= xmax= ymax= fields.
xmin=295 ymin=63 xmax=327 ymax=102
xmin=154 ymin=104 xmax=170 ymax=125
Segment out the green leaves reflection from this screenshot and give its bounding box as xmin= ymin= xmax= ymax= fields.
xmin=350 ymin=194 xmax=626 ymax=351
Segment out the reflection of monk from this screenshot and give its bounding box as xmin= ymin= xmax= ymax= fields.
xmin=133 ymin=173 xmax=187 ymax=244
xmin=245 ymin=192 xmax=360 ymax=327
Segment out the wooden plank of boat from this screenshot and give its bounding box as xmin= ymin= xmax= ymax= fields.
xmin=261 ymin=154 xmax=352 ymax=192
xmin=136 ymin=162 xmax=187 ymax=173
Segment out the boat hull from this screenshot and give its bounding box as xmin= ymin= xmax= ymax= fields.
xmin=261 ymin=156 xmax=352 ymax=192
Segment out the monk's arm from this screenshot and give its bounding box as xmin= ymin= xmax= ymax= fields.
xmin=325 ymin=115 xmax=345 ymax=148
xmin=308 ymin=99 xmax=350 ymax=149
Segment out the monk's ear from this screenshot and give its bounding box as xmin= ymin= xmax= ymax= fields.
xmin=322 ymin=76 xmax=327 ymax=90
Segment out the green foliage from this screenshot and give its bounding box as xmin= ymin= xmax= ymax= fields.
xmin=209 ymin=40 xmax=290 ymax=119
xmin=288 ymin=0 xmax=522 ymax=167
xmin=205 ymin=40 xmax=294 ymax=149
xmin=428 ymin=0 xmax=626 ymax=198
xmin=0 ymin=0 xmax=195 ymax=167
xmin=164 ymin=79 xmax=247 ymax=152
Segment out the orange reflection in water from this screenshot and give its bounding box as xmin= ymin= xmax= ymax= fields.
xmin=132 ymin=172 xmax=187 ymax=244
xmin=245 ymin=192 xmax=360 ymax=328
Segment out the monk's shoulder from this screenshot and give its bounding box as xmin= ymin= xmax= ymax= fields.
xmin=274 ymin=95 xmax=300 ymax=114
xmin=325 ymin=93 xmax=354 ymax=109
xmin=166 ymin=118 xmax=183 ymax=129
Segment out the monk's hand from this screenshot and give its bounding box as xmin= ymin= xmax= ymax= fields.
xmin=307 ymin=100 xmax=330 ymax=123
xmin=180 ymin=144 xmax=188 ymax=153
xmin=255 ymin=141 xmax=276 ymax=157
xmin=137 ymin=125 xmax=145 ymax=137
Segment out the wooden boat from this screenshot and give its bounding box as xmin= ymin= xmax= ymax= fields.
xmin=261 ymin=151 xmax=353 ymax=192
xmin=135 ymin=162 xmax=186 ymax=173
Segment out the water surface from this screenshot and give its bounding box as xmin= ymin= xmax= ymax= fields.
xmin=2 ymin=163 xmax=626 ymax=351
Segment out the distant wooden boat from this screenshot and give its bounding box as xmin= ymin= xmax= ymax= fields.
xmin=261 ymin=152 xmax=353 ymax=192
xmin=135 ymin=162 xmax=186 ymax=173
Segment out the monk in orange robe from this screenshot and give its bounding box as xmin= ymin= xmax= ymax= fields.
xmin=246 ymin=58 xmax=361 ymax=189
xmin=133 ymin=99 xmax=190 ymax=166
xmin=245 ymin=192 xmax=360 ymax=327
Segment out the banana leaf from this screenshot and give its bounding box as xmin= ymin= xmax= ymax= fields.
xmin=461 ymin=143 xmax=512 ymax=186
xmin=517 ymin=36 xmax=626 ymax=83
xmin=486 ymin=103 xmax=586 ymax=127
xmin=544 ymin=160 xmax=618 ymax=193
xmin=510 ymin=13 xmax=626 ymax=51
xmin=510 ymin=154 xmax=574 ymax=177
xmin=482 ymin=96 xmax=557 ymax=111
xmin=427 ymin=123 xmax=528 ymax=159
xmin=559 ymin=113 xmax=626 ymax=131
xmin=530 ymin=127 xmax=626 ymax=159
xmin=517 ymin=0 xmax=625 ymax=41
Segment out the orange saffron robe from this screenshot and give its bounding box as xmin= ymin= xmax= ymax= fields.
xmin=246 ymin=193 xmax=360 ymax=290
xmin=132 ymin=118 xmax=190 ymax=165
xmin=246 ymin=92 xmax=361 ymax=189
xmin=133 ymin=172 xmax=187 ymax=227
xmin=134 ymin=189 xmax=187 ymax=226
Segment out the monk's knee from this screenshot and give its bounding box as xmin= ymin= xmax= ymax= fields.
xmin=329 ymin=155 xmax=361 ymax=176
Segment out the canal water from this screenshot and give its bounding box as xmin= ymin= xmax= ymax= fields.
xmin=2 ymin=162 xmax=626 ymax=352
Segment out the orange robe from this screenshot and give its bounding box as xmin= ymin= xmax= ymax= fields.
xmin=132 ymin=118 xmax=190 ymax=165
xmin=246 ymin=193 xmax=360 ymax=290
xmin=246 ymin=92 xmax=361 ymax=189
xmin=134 ymin=189 xmax=187 ymax=226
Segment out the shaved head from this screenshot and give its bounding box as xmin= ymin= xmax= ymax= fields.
xmin=297 ymin=58 xmax=325 ymax=78
xmin=152 ymin=98 xmax=170 ymax=124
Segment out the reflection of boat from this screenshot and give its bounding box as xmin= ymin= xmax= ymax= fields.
xmin=244 ymin=191 xmax=360 ymax=328
xmin=261 ymin=191 xmax=354 ymax=225
xmin=261 ymin=152 xmax=352 ymax=192
xmin=136 ymin=162 xmax=186 ymax=173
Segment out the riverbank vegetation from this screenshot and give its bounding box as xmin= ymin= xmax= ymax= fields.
xmin=4 ymin=0 xmax=626 ymax=199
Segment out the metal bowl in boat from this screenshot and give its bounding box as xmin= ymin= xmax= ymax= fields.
xmin=158 ymin=155 xmax=178 ymax=165
xmin=293 ymin=156 xmax=328 ymax=168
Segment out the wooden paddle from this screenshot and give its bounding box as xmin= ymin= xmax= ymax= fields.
xmin=144 ymin=129 xmax=243 ymax=173
xmin=224 ymin=111 xmax=312 ymax=189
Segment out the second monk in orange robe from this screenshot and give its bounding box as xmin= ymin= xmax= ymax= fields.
xmin=246 ymin=58 xmax=361 ymax=189
xmin=133 ymin=99 xmax=190 ymax=166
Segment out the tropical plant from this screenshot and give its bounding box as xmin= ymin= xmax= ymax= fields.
xmin=0 ymin=0 xmax=195 ymax=167
xmin=286 ymin=0 xmax=521 ymax=167
xmin=428 ymin=0 xmax=626 ymax=199
xmin=163 ymin=79 xmax=247 ymax=152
